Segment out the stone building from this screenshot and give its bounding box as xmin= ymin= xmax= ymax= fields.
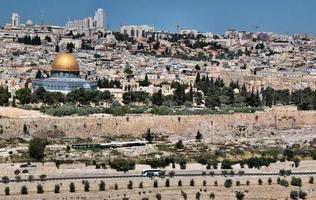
xmin=32 ymin=53 xmax=97 ymax=94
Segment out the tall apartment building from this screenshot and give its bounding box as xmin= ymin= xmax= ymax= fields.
xmin=94 ymin=8 xmax=105 ymax=29
xmin=11 ymin=13 xmax=21 ymax=27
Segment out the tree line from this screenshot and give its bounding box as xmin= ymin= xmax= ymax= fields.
xmin=15 ymin=87 xmax=113 ymax=106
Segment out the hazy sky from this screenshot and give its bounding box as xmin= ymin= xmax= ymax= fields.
xmin=0 ymin=0 xmax=315 ymax=35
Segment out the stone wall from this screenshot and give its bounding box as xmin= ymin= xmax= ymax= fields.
xmin=0 ymin=106 xmax=315 ymax=139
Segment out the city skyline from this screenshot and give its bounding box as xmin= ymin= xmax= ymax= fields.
xmin=0 ymin=0 xmax=316 ymax=35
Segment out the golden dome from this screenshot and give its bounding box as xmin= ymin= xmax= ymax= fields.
xmin=51 ymin=53 xmax=79 ymax=72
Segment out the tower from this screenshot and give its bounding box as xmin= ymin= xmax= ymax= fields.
xmin=11 ymin=13 xmax=20 ymax=27
xmin=94 ymin=8 xmax=105 ymax=29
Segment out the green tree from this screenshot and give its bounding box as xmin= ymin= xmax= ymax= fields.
xmin=37 ymin=184 xmax=44 ymax=194
xmin=127 ymin=180 xmax=133 ymax=189
xmin=178 ymin=180 xmax=182 ymax=186
xmin=152 ymin=90 xmax=163 ymax=106
xmin=84 ymin=181 xmax=90 ymax=192
xmin=55 ymin=45 xmax=60 ymax=52
xmin=196 ymin=130 xmax=203 ymax=141
xmin=196 ymin=191 xmax=201 ymax=200
xmin=66 ymin=42 xmax=75 ymax=53
xmin=224 ymin=179 xmax=232 ymax=188
xmin=0 ymin=86 xmax=11 ymax=106
xmin=109 ymin=158 xmax=135 ymax=172
xmin=165 ymin=179 xmax=170 ymax=187
xmin=154 ymin=180 xmax=158 ymax=188
xmin=54 ymin=184 xmax=60 ymax=193
xmin=144 ymin=128 xmax=154 ymax=143
xmin=21 ymin=185 xmax=28 ymax=195
xmin=205 ymin=95 xmax=221 ymax=109
xmin=4 ymin=186 xmax=10 ymax=195
xmin=175 ymin=140 xmax=184 ymax=149
xmin=15 ymin=88 xmax=32 ymax=104
xmin=99 ymin=180 xmax=105 ymax=191
xmin=190 ymin=179 xmax=195 ymax=186
xmin=29 ymin=138 xmax=47 ymax=161
xmin=268 ymin=177 xmax=272 ymax=185
xmin=69 ymin=182 xmax=75 ymax=192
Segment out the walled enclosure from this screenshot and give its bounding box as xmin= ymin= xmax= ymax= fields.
xmin=0 ymin=106 xmax=316 ymax=139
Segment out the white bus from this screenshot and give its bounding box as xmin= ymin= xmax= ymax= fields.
xmin=141 ymin=169 xmax=162 ymax=177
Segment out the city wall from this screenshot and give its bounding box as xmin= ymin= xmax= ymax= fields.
xmin=0 ymin=106 xmax=316 ymax=139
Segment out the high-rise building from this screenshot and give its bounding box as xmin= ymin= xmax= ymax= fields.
xmin=11 ymin=12 xmax=21 ymax=27
xmin=94 ymin=8 xmax=105 ymax=29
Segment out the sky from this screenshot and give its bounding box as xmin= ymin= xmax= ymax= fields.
xmin=0 ymin=0 xmax=315 ymax=35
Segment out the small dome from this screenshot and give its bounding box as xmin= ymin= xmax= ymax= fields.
xmin=233 ymin=88 xmax=240 ymax=94
xmin=26 ymin=20 xmax=33 ymax=26
xmin=51 ymin=53 xmax=80 ymax=72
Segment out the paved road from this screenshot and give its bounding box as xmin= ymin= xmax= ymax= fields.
xmin=2 ymin=171 xmax=316 ymax=183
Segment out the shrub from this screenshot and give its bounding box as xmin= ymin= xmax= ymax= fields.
xmin=110 ymin=158 xmax=135 ymax=172
xmin=246 ymin=180 xmax=250 ymax=186
xmin=236 ymin=180 xmax=240 ymax=186
xmin=2 ymin=176 xmax=9 ymax=184
xmin=209 ymin=193 xmax=215 ymax=199
xmin=54 ymin=184 xmax=60 ymax=193
xmin=290 ymin=190 xmax=298 ymax=199
xmin=258 ymin=178 xmax=263 ymax=185
xmin=69 ymin=182 xmax=75 ymax=192
xmin=156 ymin=193 xmax=162 ymax=200
xmin=278 ymin=178 xmax=289 ymax=187
xmin=235 ymin=191 xmax=245 ymax=200
xmin=37 ymin=184 xmax=44 ymax=194
xmin=214 ymin=180 xmax=218 ymax=186
xmin=139 ymin=181 xmax=143 ymax=188
xmin=14 ymin=169 xmax=20 ymax=175
xmin=21 ymin=185 xmax=28 ymax=195
xmin=224 ymin=179 xmax=232 ymax=188
xmin=15 ymin=175 xmax=21 ymax=182
xmin=181 ymin=190 xmax=187 ymax=200
xmin=99 ymin=180 xmax=105 ymax=191
xmin=291 ymin=177 xmax=302 ymax=187
xmin=203 ymin=180 xmax=207 ymax=186
xmin=309 ymin=177 xmax=314 ymax=184
xmin=175 ymin=140 xmax=184 ymax=149
xmin=114 ymin=183 xmax=118 ymax=190
xmin=146 ymin=157 xmax=173 ymax=168
xmin=178 ymin=180 xmax=182 ymax=186
xmin=299 ymin=190 xmax=307 ymax=199
xmin=39 ymin=174 xmax=47 ymax=181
